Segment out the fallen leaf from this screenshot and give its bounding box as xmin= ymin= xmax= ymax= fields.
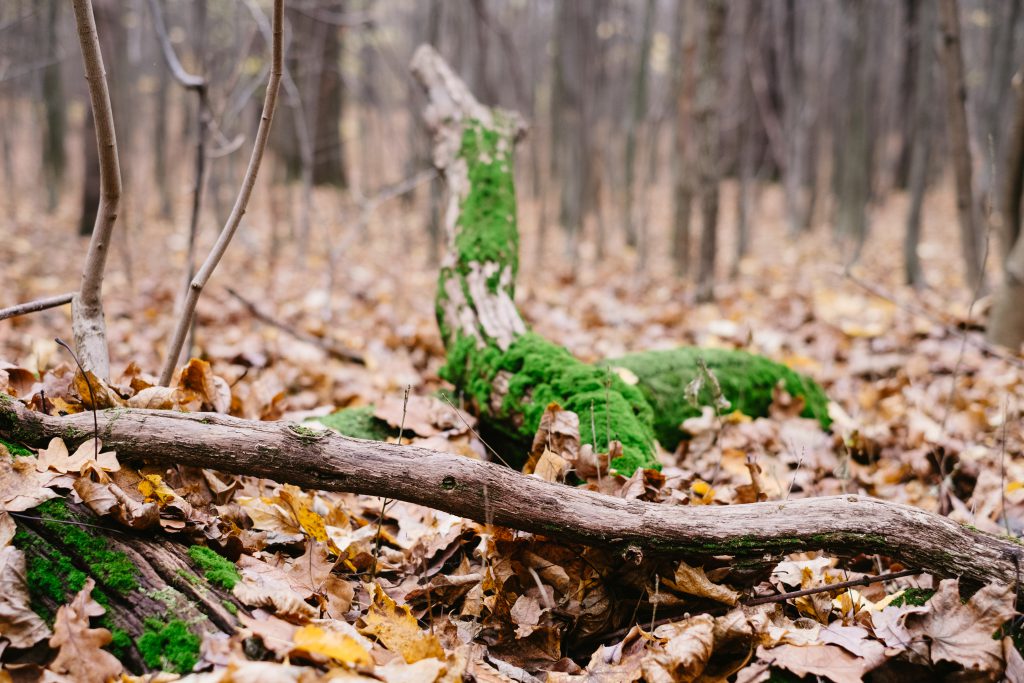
xmin=642 ymin=614 xmax=715 ymax=683
xmin=47 ymin=578 xmax=123 ymax=683
xmin=292 ymin=624 xmax=373 ymax=666
xmin=35 ymin=438 xmax=119 ymax=475
xmin=906 ymin=579 xmax=1016 ymax=672
xmin=0 ymin=447 xmax=59 ymax=511
xmin=360 ymin=582 xmax=444 ymax=663
xmin=665 ymin=561 xmax=739 ymax=605
xmin=0 ymin=546 xmax=52 ymax=648
xmin=757 ymin=643 xmax=869 ymax=683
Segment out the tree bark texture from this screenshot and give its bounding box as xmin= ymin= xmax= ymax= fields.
xmin=695 ymin=0 xmax=725 ymax=303
xmin=2 ymin=397 xmax=1021 ymax=597
xmin=989 ymin=80 xmax=1024 ymax=350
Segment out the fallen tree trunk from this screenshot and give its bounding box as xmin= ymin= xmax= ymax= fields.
xmin=2 ymin=395 xmax=1021 ymax=594
xmin=409 ymin=46 xmax=829 ymax=475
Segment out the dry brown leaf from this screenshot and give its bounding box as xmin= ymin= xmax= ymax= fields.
xmin=376 ymin=657 xmax=447 ymax=683
xmin=72 ymin=370 xmax=126 ymax=410
xmin=0 ymin=546 xmax=52 ymax=648
xmin=642 ymin=614 xmax=715 ymax=683
xmin=906 ymin=578 xmax=1016 ymax=672
xmin=530 ymin=449 xmax=567 ymax=482
xmin=529 ymin=403 xmax=580 ymax=464
xmin=47 ymin=578 xmax=123 ymax=683
xmin=666 ymin=560 xmax=740 ymax=605
xmin=510 ymin=594 xmax=545 ymax=639
xmin=757 ymin=643 xmax=868 ymax=683
xmin=74 ymin=476 xmax=159 ymax=530
xmin=0 ymin=446 xmax=60 ymax=511
xmin=233 ymin=555 xmax=318 ymax=622
xmin=360 ymin=582 xmax=444 ymax=663
xmin=284 ymin=542 xmax=354 ymax=617
xmin=35 ymin=437 xmax=119 ymax=475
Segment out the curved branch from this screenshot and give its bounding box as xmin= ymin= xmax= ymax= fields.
xmin=71 ymin=0 xmax=124 ymax=380
xmin=1 ymin=396 xmax=1020 ymax=593
xmin=159 ymin=0 xmax=283 ymax=386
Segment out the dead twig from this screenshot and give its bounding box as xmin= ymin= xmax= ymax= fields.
xmin=743 ymin=568 xmax=923 ymax=606
xmin=224 ymin=287 xmax=365 ymax=365
xmin=0 ymin=292 xmax=74 ymax=321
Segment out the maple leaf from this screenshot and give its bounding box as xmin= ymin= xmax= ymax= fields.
xmin=907 ymin=578 xmax=1016 ymax=672
xmin=0 ymin=546 xmax=52 ymax=648
xmin=35 ymin=437 xmax=119 ymax=475
xmin=47 ymin=578 xmax=123 ymax=683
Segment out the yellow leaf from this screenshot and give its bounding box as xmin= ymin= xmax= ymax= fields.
xmin=293 ymin=624 xmax=372 ymax=666
xmin=138 ymin=474 xmax=177 ymax=505
xmin=690 ymin=479 xmax=716 ymax=504
xmin=279 ymin=485 xmax=334 ymax=549
xmin=360 ymin=583 xmax=444 ymax=663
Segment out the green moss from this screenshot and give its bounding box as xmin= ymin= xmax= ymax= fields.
xmin=136 ymin=617 xmax=200 ymax=674
xmin=454 ymin=120 xmax=519 ymax=288
xmin=315 ymin=406 xmax=396 ymax=441
xmin=35 ymin=499 xmax=138 ymax=594
xmin=1 ymin=437 xmax=32 ymax=457
xmin=187 ymin=545 xmax=240 ymax=590
xmin=107 ymin=627 xmax=132 ymax=660
xmin=441 ymin=332 xmax=658 ymax=474
xmin=891 ymin=588 xmax=935 ymax=607
xmin=176 ymin=569 xmax=203 ymax=587
xmin=609 ymin=348 xmax=831 ymax=452
xmin=221 ymin=599 xmax=238 ymax=616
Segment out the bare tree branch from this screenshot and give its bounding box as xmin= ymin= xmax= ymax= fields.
xmin=1 ymin=396 xmax=1021 ymax=594
xmin=159 ymin=0 xmax=284 ymax=386
xmin=71 ymin=0 xmax=124 ymax=380
xmin=0 ymin=293 xmax=74 ymax=321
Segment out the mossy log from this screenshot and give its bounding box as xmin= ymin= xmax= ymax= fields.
xmin=406 ymin=46 xmax=828 ymax=474
xmin=6 ymin=496 xmax=242 ymax=674
xmin=2 ymin=398 xmax=1022 ymax=598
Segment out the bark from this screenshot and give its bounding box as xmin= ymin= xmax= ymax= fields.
xmin=2 ymin=397 xmax=1022 ymax=595
xmin=937 ymin=0 xmax=984 ymax=290
xmin=72 ymin=0 xmax=124 ymax=381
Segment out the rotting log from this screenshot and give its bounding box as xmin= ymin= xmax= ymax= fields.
xmin=6 ymin=495 xmax=242 ymax=674
xmin=3 ymin=396 xmax=1022 ymax=595
xmin=410 ymin=45 xmax=829 ymax=474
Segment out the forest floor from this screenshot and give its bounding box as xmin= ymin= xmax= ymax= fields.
xmin=2 ymin=178 xmax=1023 ymax=681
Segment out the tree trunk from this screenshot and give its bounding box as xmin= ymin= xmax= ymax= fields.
xmin=904 ymin=0 xmax=935 ymax=289
xmin=671 ymin=0 xmax=697 ymax=277
xmin=937 ymin=0 xmax=984 ymax=290
xmin=695 ymin=0 xmax=725 ymax=303
xmin=988 ymin=82 xmax=1024 ymax=350
xmin=41 ymin=0 xmax=66 ymax=214
xmin=623 ymin=0 xmax=655 ymax=249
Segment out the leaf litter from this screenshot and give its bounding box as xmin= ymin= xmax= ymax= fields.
xmin=1 ymin=185 xmax=1023 ymax=680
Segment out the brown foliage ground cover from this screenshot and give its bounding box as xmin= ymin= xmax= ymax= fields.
xmin=1 ymin=177 xmax=1023 ymax=681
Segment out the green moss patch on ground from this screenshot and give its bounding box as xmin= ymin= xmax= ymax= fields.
xmin=314 ymin=405 xmax=396 ymax=441
xmin=1 ymin=436 xmax=32 ymax=457
xmin=609 ymin=347 xmax=831 ymax=452
xmin=187 ymin=545 xmax=240 ymax=590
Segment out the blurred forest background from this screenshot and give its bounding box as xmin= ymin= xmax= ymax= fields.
xmin=2 ymin=0 xmax=1024 ymax=366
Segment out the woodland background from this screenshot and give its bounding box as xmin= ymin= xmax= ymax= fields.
xmin=3 ymin=0 xmax=1024 ymax=681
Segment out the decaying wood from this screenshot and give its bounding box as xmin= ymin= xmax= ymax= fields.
xmin=2 ymin=396 xmax=1021 ymax=595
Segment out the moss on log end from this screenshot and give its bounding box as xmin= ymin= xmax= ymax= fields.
xmin=443 ymin=332 xmax=658 ymax=474
xmin=314 ymin=406 xmax=396 ymax=442
xmin=610 ymin=347 xmax=831 ymax=452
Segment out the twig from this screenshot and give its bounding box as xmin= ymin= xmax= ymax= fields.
xmin=224 ymin=287 xmax=365 ymax=365
xmin=743 ymin=568 xmax=922 ymax=606
xmin=54 ymin=338 xmax=98 ymax=461
xmin=71 ymin=0 xmax=124 ymax=380
xmin=159 ymin=0 xmax=284 ymax=386
xmin=0 ymin=292 xmax=74 ymax=321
